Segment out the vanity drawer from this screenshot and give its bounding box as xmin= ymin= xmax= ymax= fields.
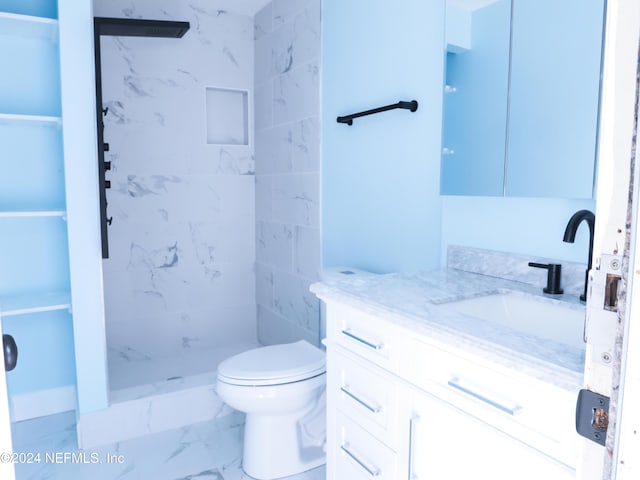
xmin=330 ymin=348 xmax=402 ymax=450
xmin=405 ymin=341 xmax=578 ymax=468
xmin=335 ymin=411 xmax=398 ymax=480
xmin=326 ymin=302 xmax=401 ymax=372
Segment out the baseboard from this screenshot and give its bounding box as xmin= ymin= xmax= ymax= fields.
xmin=11 ymin=385 xmax=77 ymax=422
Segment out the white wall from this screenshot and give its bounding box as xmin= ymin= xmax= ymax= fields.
xmin=321 ymin=0 xmax=445 ymax=273
xmin=254 ymin=0 xmax=322 ymax=346
xmin=94 ymin=0 xmax=257 ymax=361
xmin=320 ymin=0 xmax=598 ymax=275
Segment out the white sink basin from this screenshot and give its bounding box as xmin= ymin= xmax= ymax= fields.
xmin=447 ymin=293 xmax=585 ymax=349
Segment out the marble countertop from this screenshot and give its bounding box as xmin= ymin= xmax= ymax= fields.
xmin=311 ymin=268 xmax=586 ymax=391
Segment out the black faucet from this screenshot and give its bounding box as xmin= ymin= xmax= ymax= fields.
xmin=563 ymin=209 xmax=595 ymax=302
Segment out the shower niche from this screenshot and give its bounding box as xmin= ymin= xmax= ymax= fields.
xmin=205 ymin=87 xmax=249 ymax=146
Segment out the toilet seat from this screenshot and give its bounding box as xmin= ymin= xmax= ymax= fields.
xmin=217 ymin=340 xmax=326 ymax=386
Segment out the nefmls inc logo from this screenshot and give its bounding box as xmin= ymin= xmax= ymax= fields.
xmin=46 ymin=452 xmax=101 ymax=464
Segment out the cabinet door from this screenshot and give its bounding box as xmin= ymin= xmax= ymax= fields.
xmin=407 ymin=391 xmax=575 ymax=480
xmin=441 ymin=0 xmax=605 ymax=198
xmin=441 ymin=0 xmax=511 ymax=196
xmin=335 ymin=412 xmax=398 ymax=480
xmin=506 ymin=0 xmax=605 ymax=198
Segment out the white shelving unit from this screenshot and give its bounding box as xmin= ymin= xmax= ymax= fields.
xmin=0 ymin=292 xmax=71 ymax=318
xmin=0 ymin=113 xmax=62 ymax=127
xmin=0 ymin=11 xmax=58 ymax=40
xmin=0 ymin=211 xmax=66 ymax=218
xmin=0 ymin=1 xmax=75 ymax=428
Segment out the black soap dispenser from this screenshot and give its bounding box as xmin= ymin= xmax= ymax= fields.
xmin=528 ymin=262 xmax=564 ymax=295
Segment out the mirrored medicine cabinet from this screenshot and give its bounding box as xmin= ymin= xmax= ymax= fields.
xmin=440 ymin=0 xmax=606 ymax=198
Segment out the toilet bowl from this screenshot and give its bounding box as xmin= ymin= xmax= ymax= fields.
xmin=216 ymin=340 xmax=326 ymax=480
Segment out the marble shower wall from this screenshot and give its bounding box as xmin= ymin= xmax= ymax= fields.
xmin=254 ymin=0 xmax=322 ymax=346
xmin=94 ymin=0 xmax=257 ymax=359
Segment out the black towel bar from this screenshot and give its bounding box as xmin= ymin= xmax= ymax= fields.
xmin=337 ymin=100 xmax=418 ymax=125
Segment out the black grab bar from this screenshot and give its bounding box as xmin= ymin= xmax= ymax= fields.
xmin=337 ymin=100 xmax=418 ymax=125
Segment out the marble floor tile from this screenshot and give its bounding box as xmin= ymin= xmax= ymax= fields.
xmin=11 ymin=411 xmax=325 ymax=480
xmin=220 ymin=461 xmax=325 ymax=480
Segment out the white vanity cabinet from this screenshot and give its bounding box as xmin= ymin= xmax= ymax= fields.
xmin=324 ymin=301 xmax=578 ymax=480
xmin=407 ymin=390 xmax=574 ymax=480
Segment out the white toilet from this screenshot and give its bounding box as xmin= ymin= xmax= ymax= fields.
xmin=216 ymin=340 xmax=326 ymax=480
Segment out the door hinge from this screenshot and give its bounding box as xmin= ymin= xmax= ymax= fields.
xmin=576 ymin=389 xmax=609 ymax=446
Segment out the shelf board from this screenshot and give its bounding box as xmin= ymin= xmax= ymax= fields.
xmin=0 ymin=113 xmax=62 ymax=127
xmin=0 ymin=292 xmax=71 ymax=317
xmin=0 ymin=12 xmax=58 ymax=40
xmin=0 ymin=210 xmax=66 ymax=218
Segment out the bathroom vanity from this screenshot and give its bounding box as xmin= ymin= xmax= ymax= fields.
xmin=313 ymin=253 xmax=585 ymax=479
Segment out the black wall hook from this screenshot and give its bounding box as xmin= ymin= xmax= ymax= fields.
xmin=337 ymin=100 xmax=418 ymax=125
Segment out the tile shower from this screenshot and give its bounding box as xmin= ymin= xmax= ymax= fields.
xmin=81 ymin=0 xmax=322 ymax=450
xmin=98 ymin=0 xmax=257 ymax=388
xmin=254 ymin=0 xmax=322 ymax=346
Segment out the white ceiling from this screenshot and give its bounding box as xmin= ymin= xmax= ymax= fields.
xmin=448 ymin=0 xmax=501 ymax=11
xmin=218 ymin=0 xmax=501 ymax=17
xmin=213 ymin=0 xmax=272 ymax=16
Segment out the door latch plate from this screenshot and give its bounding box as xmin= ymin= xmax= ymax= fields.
xmin=576 ymin=389 xmax=609 ymax=446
